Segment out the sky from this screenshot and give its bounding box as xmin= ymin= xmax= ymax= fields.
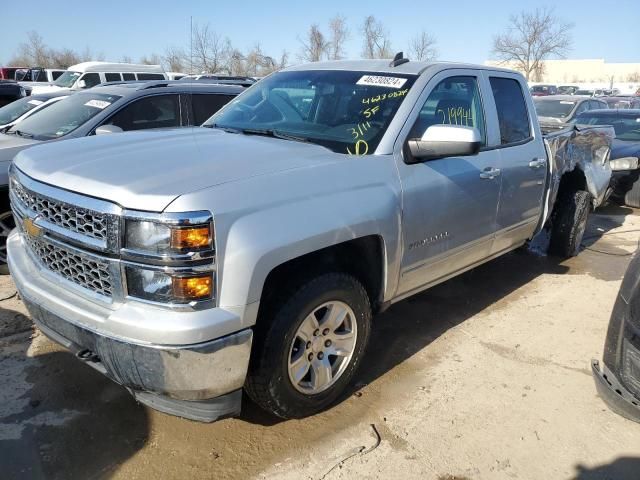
xmin=2 ymin=0 xmax=639 ymax=67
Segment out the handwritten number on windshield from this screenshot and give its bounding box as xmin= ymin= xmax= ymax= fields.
xmin=347 ymin=139 xmax=369 ymax=156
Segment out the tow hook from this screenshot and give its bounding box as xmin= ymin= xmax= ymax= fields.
xmin=76 ymin=349 xmax=100 ymax=363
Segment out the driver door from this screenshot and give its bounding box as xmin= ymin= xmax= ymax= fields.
xmin=393 ymin=70 xmax=502 ymax=297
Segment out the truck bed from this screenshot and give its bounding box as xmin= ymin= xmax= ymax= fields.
xmin=541 ymin=124 xmax=615 ymax=226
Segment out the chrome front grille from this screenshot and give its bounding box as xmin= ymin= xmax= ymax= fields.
xmin=12 ymin=178 xmax=110 ymax=242
xmin=24 ymin=234 xmax=113 ymax=297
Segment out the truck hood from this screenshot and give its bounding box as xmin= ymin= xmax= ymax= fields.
xmin=14 ymin=127 xmax=343 ymax=212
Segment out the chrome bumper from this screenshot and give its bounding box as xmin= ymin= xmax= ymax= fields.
xmin=8 ymin=230 xmax=253 ymax=420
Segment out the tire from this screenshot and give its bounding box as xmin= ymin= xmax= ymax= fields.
xmin=0 ymin=209 xmax=15 ymax=275
xmin=624 ymin=176 xmax=640 ymax=208
xmin=245 ymin=272 xmax=371 ymax=419
xmin=548 ymin=189 xmax=591 ymax=258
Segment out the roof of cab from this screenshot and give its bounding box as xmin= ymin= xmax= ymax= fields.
xmin=283 ymin=59 xmax=520 ymax=76
xmin=66 ymin=62 xmax=165 ymax=73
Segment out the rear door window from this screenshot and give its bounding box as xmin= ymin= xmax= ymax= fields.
xmin=105 ymin=94 xmax=181 ymax=131
xmin=191 ymin=94 xmax=236 ymax=125
xmin=489 ymin=77 xmax=531 ymax=145
xmin=136 ymin=73 xmax=165 ymax=80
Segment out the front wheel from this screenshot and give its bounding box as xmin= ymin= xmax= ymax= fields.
xmin=245 ymin=273 xmax=371 ymax=419
xmin=0 ymin=210 xmax=15 ymax=274
xmin=548 ymin=189 xmax=591 ymax=258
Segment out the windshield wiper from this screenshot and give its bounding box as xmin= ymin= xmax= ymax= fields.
xmin=6 ymin=129 xmax=34 ymax=138
xmin=239 ymin=128 xmax=310 ymax=144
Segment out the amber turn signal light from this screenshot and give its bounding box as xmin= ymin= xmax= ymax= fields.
xmin=170 ymin=226 xmax=211 ymax=250
xmin=172 ymin=275 xmax=213 ymax=301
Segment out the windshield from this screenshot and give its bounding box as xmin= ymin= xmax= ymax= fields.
xmin=0 ymin=97 xmax=45 ymax=125
xmin=577 ymin=114 xmax=640 ymax=141
xmin=7 ymin=92 xmax=122 ymax=140
xmin=205 ymin=70 xmax=417 ymax=155
xmin=54 ymin=71 xmax=81 ymax=88
xmin=534 ymin=99 xmax=577 ymax=118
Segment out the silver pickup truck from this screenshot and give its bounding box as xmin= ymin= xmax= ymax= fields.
xmin=7 ymin=58 xmax=613 ymax=422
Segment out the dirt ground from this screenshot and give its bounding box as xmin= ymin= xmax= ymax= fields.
xmin=2 ymin=204 xmax=640 ymax=480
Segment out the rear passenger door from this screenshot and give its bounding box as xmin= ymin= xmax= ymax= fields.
xmin=188 ymin=93 xmax=236 ymax=126
xmin=488 ymin=75 xmax=548 ymax=254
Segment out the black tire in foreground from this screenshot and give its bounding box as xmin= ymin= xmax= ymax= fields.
xmin=0 ymin=210 xmax=15 ymax=275
xmin=624 ymin=176 xmax=640 ymax=209
xmin=548 ymin=189 xmax=591 ymax=258
xmin=246 ymin=273 xmax=371 ymax=419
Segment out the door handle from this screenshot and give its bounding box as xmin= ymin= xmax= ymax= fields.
xmin=480 ymin=167 xmax=501 ymax=179
xmin=529 ymin=158 xmax=546 ymax=169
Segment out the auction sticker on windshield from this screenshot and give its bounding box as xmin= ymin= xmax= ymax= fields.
xmin=27 ymin=100 xmax=43 ymax=106
xmin=84 ymin=100 xmax=111 ymax=109
xmin=357 ymin=75 xmax=407 ymax=89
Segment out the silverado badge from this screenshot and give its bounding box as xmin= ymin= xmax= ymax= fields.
xmin=23 ymin=217 xmax=42 ymax=238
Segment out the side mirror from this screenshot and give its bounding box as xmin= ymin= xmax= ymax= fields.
xmin=95 ymin=125 xmax=123 ymax=135
xmin=77 ymin=79 xmax=87 ymax=89
xmin=406 ymin=125 xmax=482 ymax=163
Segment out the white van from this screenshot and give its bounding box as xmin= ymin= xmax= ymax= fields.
xmin=31 ymin=62 xmax=167 ymax=94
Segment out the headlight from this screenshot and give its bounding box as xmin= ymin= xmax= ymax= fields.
xmin=125 ymin=218 xmax=212 ymax=254
xmin=610 ymin=157 xmax=639 ymax=171
xmin=123 ymin=211 xmax=215 ymax=305
xmin=125 ymin=267 xmax=214 ymax=303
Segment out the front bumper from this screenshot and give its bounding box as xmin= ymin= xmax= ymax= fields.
xmin=592 ymin=359 xmax=640 ymax=423
xmin=8 ymin=230 xmax=253 ymax=422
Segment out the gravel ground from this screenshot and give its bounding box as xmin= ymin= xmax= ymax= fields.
xmin=1 ymin=204 xmax=640 ymax=480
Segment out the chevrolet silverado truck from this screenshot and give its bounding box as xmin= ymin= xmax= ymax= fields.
xmin=7 ymin=57 xmax=614 ymax=422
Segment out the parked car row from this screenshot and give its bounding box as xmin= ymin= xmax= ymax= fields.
xmin=530 ymin=83 xmax=631 ymax=98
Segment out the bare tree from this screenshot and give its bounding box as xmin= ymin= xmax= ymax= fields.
xmin=139 ymin=53 xmax=162 ymax=65
xmin=278 ymin=50 xmax=290 ymax=70
xmin=328 ymin=15 xmax=349 ymax=60
xmin=299 ymin=24 xmax=329 ymax=62
xmin=11 ymin=31 xmax=50 ymax=67
xmin=120 ymin=55 xmax=133 ymax=63
xmin=409 ymin=31 xmax=437 ymax=61
xmin=163 ymin=47 xmax=186 ymax=72
xmin=627 ymin=72 xmax=640 ymax=82
xmin=80 ymin=46 xmax=105 ymax=62
xmin=492 ymin=8 xmax=573 ymax=81
xmin=191 ymin=22 xmax=227 ymax=73
xmin=361 ymin=16 xmax=392 ymax=59
xmin=50 ymin=48 xmax=81 ymax=68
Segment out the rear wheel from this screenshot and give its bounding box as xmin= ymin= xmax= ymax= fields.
xmin=246 ymin=273 xmax=371 ymax=419
xmin=549 ymin=189 xmax=591 ymax=258
xmin=0 ymin=210 xmax=15 ymax=275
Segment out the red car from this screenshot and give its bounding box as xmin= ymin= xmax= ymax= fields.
xmin=530 ymin=84 xmax=558 ymax=96
xmin=0 ymin=67 xmax=28 ymax=81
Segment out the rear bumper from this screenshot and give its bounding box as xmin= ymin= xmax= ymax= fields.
xmin=592 ymin=359 xmax=640 ymax=423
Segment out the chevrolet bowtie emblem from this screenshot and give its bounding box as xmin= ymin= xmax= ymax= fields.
xmin=23 ymin=217 xmax=42 ymax=237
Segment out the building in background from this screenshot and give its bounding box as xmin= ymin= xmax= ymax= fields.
xmin=484 ymin=59 xmax=640 ymax=88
